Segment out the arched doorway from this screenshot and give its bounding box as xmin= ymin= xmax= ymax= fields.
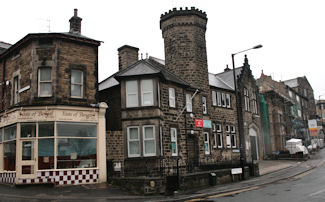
xmin=249 ymin=127 xmax=259 ymax=161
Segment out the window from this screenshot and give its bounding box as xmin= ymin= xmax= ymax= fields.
xmin=304 ymin=89 xmax=307 ymax=97
xmin=169 ymin=88 xmax=176 ymax=108
xmin=38 ymin=67 xmax=52 ymax=97
xmin=217 ymin=92 xmax=222 ymax=106
xmin=143 ymin=126 xmax=156 ymax=156
xmin=296 ymin=95 xmax=300 ymax=104
xmin=213 ymin=133 xmax=217 ymax=148
xmin=216 ymin=124 xmax=222 ymax=132
xmin=226 ymin=125 xmax=231 ymax=148
xmin=171 ymin=128 xmax=178 ymax=156
xmin=221 ymin=93 xmax=226 ymax=107
xmin=204 ymin=132 xmax=210 ymax=155
xmin=217 ymin=133 xmax=223 ymax=148
xmin=231 ymin=126 xmax=236 ymax=148
xmin=126 ymin=80 xmax=138 ymax=107
xmin=38 ymin=122 xmax=54 ymax=170
xmin=141 ymin=79 xmax=153 ymax=106
xmin=244 ymin=88 xmax=250 ymax=111
xmin=127 ymin=127 xmax=140 ymax=157
xmin=202 ymin=96 xmax=207 ymax=114
xmin=289 ymin=90 xmax=293 ymax=98
xmin=4 ymin=124 xmax=17 ymax=171
xmin=226 ymin=94 xmax=231 ymax=108
xmin=13 ymin=76 xmax=19 ymax=104
xmin=21 ymin=123 xmax=36 ymax=138
xmin=252 ymin=92 xmax=258 ymax=114
xmin=186 ymin=94 xmax=192 ymax=112
xmin=212 ymin=91 xmax=217 ymax=106
xmin=71 ymin=70 xmax=83 ymax=98
xmin=212 ymin=123 xmax=216 ymax=132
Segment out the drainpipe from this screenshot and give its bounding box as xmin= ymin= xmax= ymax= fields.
xmin=1 ymin=59 xmax=6 ymax=111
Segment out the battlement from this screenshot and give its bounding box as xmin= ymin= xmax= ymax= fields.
xmin=160 ymin=7 xmax=207 ymax=26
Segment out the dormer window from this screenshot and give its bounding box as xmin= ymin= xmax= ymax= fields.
xmin=71 ymin=70 xmax=83 ymax=98
xmin=38 ymin=67 xmax=52 ymax=97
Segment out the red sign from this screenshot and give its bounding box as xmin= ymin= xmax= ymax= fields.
xmin=195 ymin=119 xmax=203 ymax=127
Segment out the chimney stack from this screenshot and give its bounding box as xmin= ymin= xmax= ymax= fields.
xmin=118 ymin=45 xmax=139 ymax=70
xmin=69 ymin=9 xmax=82 ymax=34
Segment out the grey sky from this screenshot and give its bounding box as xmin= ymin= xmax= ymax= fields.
xmin=1 ymin=0 xmax=324 ymax=98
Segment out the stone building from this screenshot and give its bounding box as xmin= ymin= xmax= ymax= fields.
xmin=257 ymin=73 xmax=293 ymax=155
xmin=316 ymin=99 xmax=325 ymax=136
xmin=99 ymin=7 xmax=262 ymax=193
xmin=0 ymin=9 xmax=107 ymax=186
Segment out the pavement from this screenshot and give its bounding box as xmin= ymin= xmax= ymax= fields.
xmin=1 ymin=149 xmax=325 ymax=201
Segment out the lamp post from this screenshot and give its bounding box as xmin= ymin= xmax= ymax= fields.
xmin=319 ymin=94 xmax=325 ymax=136
xmin=231 ymin=44 xmax=262 ymax=179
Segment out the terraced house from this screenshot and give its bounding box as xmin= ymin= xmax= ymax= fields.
xmin=99 ymin=7 xmax=263 ymax=193
xmin=0 ymin=9 xmax=107 ymax=186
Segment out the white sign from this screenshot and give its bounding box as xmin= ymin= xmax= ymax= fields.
xmin=231 ymin=168 xmax=242 ymax=175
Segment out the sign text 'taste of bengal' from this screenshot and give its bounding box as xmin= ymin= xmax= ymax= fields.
xmin=195 ymin=119 xmax=203 ymax=127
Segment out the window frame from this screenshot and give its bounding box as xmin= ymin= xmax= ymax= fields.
xmin=202 ymin=96 xmax=207 ymax=114
xmin=217 ymin=92 xmax=222 ymax=106
xmin=231 ymin=126 xmax=236 ymax=148
xmin=244 ymin=88 xmax=250 ymax=112
xmin=169 ymin=88 xmax=176 ymax=108
xmin=13 ymin=76 xmax=19 ymax=104
xmin=204 ymin=132 xmax=210 ymax=155
xmin=212 ymin=91 xmax=217 ymax=106
xmin=171 ymin=128 xmax=178 ymax=156
xmin=141 ymin=79 xmax=154 ymax=106
xmin=186 ymin=94 xmax=192 ymax=112
xmin=71 ymin=69 xmax=84 ymax=98
xmin=142 ymin=125 xmax=156 ymax=157
xmin=221 ymin=93 xmax=226 ymax=107
xmin=217 ymin=133 xmax=223 ymax=148
xmin=252 ymin=92 xmax=258 ymax=114
xmin=226 ymin=94 xmax=231 ymax=108
xmin=126 ymin=80 xmax=139 ymax=108
xmin=127 ymin=126 xmax=140 ymax=157
xmin=38 ymin=67 xmax=52 ymax=97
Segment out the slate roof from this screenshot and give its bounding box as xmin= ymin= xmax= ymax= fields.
xmin=283 ymin=78 xmax=299 ymax=88
xmin=99 ymin=56 xmax=244 ymax=92
xmin=0 ymin=41 xmax=11 ymax=54
xmin=99 ymin=57 xmax=198 ymax=91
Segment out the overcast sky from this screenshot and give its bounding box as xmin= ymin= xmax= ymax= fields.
xmin=1 ymin=0 xmax=324 ymax=99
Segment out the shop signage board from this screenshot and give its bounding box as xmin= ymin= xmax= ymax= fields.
xmin=308 ymin=119 xmax=318 ymax=136
xmin=203 ymin=120 xmax=212 ymax=128
xmin=195 ymin=119 xmax=203 ymax=127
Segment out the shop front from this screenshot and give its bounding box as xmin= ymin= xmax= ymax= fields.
xmin=0 ymin=103 xmax=107 ymax=185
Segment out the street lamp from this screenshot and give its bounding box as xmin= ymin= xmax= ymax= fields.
xmin=319 ymin=94 xmax=325 ymax=136
xmin=231 ymin=44 xmax=262 ymax=179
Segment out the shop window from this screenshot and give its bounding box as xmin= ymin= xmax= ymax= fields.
xmin=71 ymin=70 xmax=83 ymax=98
xmin=57 ymin=122 xmax=97 ymax=169
xmin=22 ymin=141 xmax=34 ymax=161
xmin=3 ymin=141 xmax=16 ymax=171
xmin=204 ymin=132 xmax=210 ymax=155
xmin=21 ymin=123 xmax=36 ymax=138
xmin=171 ymin=128 xmax=178 ymax=156
xmin=57 ymin=139 xmax=96 ymax=169
xmin=39 ymin=122 xmax=54 ymax=137
xmin=143 ymin=125 xmax=156 ymax=156
xmin=126 ymin=80 xmax=139 ymax=107
xmin=186 ymin=94 xmax=192 ymax=112
xmin=4 ymin=124 xmax=16 ymax=141
xmin=38 ymin=67 xmax=52 ymax=97
xmin=169 ymin=88 xmax=176 ymax=108
xmin=127 ymin=127 xmax=140 ymax=157
xmin=38 ymin=138 xmax=54 ymax=170
xmin=141 ymin=79 xmax=153 ymax=106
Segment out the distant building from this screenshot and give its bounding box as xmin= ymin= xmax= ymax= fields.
xmin=316 ymin=99 xmax=325 ymax=136
xmin=0 ymin=9 xmax=107 ymax=186
xmin=0 ymin=41 xmax=11 ymax=54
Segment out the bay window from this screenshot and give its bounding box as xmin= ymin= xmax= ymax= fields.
xmin=4 ymin=124 xmax=16 ymax=171
xmin=127 ymin=127 xmax=140 ymax=157
xmin=143 ymin=126 xmax=156 ymax=156
xmin=38 ymin=67 xmax=52 ymax=97
xmin=71 ymin=70 xmax=83 ymax=98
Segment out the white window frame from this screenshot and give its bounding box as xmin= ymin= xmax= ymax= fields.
xmin=71 ymin=70 xmax=83 ymax=98
xmin=186 ymin=94 xmax=192 ymax=112
xmin=221 ymin=93 xmax=226 ymax=107
xmin=143 ymin=125 xmax=156 ymax=157
xmin=169 ymin=88 xmax=176 ymax=108
xmin=212 ymin=123 xmax=216 ymax=132
xmin=126 ymin=80 xmax=139 ymax=108
xmin=216 ymin=124 xmax=222 ymax=132
xmin=141 ymin=79 xmax=154 ymax=106
xmin=171 ymin=128 xmax=178 ymax=156
xmin=217 ymin=92 xmax=222 ymax=106
xmin=212 ymin=91 xmax=217 ymax=106
xmin=127 ymin=126 xmax=140 ymax=157
xmin=38 ymin=67 xmax=52 ymax=97
xmin=225 ymin=125 xmax=230 ymax=133
xmin=231 ymin=126 xmax=236 ymax=148
xmin=213 ymin=133 xmax=217 ymax=148
xmin=204 ymin=132 xmax=210 ymax=155
xmin=226 ymin=134 xmax=231 ymax=148
xmin=217 ymin=133 xmax=223 ymax=148
xmin=202 ymin=96 xmax=207 ymax=114
xmin=226 ymin=94 xmax=231 ymax=108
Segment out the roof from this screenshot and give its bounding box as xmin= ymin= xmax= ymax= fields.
xmin=99 ymin=57 xmax=197 ymax=91
xmin=0 ymin=41 xmax=11 ymax=54
xmin=210 ymin=67 xmax=243 ymax=90
xmin=283 ymin=78 xmax=299 ymax=88
xmin=0 ymin=32 xmax=101 ymax=59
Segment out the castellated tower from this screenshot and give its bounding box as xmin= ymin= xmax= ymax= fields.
xmin=160 ymin=7 xmax=209 ymax=91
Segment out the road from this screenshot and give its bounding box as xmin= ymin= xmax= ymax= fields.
xmin=195 ymin=151 xmax=325 ymax=202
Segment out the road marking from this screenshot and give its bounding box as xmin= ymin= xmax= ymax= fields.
xmin=207 ymin=186 xmax=260 ymax=199
xmin=309 ymin=188 xmax=325 ymax=197
xmin=293 ymin=170 xmax=314 ymax=179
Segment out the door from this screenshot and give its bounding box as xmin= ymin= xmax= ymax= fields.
xmin=20 ymin=140 xmax=37 ymax=178
xmin=250 ymin=136 xmax=258 ymax=161
xmin=187 ymin=135 xmax=198 ymax=170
